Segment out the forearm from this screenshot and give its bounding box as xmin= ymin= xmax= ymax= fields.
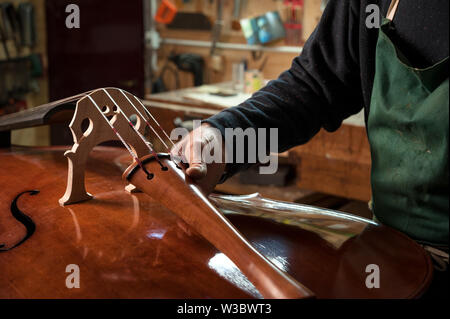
xmin=205 ymin=0 xmax=365 ymax=178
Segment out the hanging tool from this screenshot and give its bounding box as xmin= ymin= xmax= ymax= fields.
xmin=0 ymin=3 xmax=21 ymax=56
xmin=0 ymin=15 xmax=10 ymax=59
xmin=169 ymin=53 xmax=204 ymax=87
xmin=210 ymin=0 xmax=224 ymax=55
xmin=155 ymin=0 xmax=177 ymax=24
xmin=17 ymin=2 xmax=36 ymax=48
xmin=231 ymin=0 xmax=242 ymax=30
xmin=283 ymin=0 xmax=303 ymax=45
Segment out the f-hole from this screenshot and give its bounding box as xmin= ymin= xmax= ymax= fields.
xmin=0 ymin=190 xmax=38 ymax=252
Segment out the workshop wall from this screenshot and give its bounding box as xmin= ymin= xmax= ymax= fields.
xmin=2 ymin=0 xmax=325 ymax=146
xmin=0 ymin=0 xmax=50 ymax=145
xmin=156 ymin=0 xmax=323 ymax=91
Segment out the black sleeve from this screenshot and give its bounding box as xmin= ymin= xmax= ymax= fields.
xmin=204 ymin=0 xmax=365 ymax=177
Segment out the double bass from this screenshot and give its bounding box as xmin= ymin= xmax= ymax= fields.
xmin=0 ymin=88 xmax=432 ymax=298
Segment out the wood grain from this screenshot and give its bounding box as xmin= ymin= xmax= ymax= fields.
xmin=289 ymin=125 xmax=372 ymax=201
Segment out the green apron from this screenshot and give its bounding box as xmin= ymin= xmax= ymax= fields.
xmin=368 ymin=1 xmax=449 ymax=246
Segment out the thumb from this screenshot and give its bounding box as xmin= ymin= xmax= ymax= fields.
xmin=186 ymin=162 xmax=207 ymax=179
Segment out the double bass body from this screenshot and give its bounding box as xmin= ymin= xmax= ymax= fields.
xmin=0 ymin=146 xmax=432 ymax=298
xmin=0 ymin=89 xmax=433 ymax=298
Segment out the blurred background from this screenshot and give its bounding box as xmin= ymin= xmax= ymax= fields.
xmin=0 ymin=0 xmax=327 ymax=146
xmin=1 ymin=0 xmax=374 ymax=217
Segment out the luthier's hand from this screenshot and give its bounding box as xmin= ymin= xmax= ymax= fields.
xmin=170 ymin=123 xmax=227 ymax=194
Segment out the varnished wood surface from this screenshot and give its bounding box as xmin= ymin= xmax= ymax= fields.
xmin=124 ymin=155 xmax=313 ymax=299
xmin=0 ymin=146 xmax=252 ymax=298
xmin=0 ymin=146 xmax=432 ymax=298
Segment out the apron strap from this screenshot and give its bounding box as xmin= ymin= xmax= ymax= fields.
xmin=387 ymin=0 xmax=400 ymax=21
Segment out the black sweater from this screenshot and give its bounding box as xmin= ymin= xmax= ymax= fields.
xmin=205 ymin=0 xmax=449 ymax=177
